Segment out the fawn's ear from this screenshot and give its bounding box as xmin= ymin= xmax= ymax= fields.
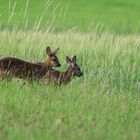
xmin=46 ymin=46 xmax=52 ymax=55
xmin=54 ymin=48 xmax=59 ymax=54
xmin=72 ymin=55 xmax=77 ymax=63
xmin=66 ymin=56 xmax=71 ymax=64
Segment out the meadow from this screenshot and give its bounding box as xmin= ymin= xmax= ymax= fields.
xmin=0 ymin=0 xmax=140 ymax=140
xmin=0 ymin=30 xmax=139 ymax=140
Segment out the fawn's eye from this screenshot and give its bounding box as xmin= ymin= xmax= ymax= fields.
xmin=53 ymin=59 xmax=56 ymax=61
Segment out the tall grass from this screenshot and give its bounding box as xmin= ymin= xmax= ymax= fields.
xmin=0 ymin=30 xmax=139 ymax=93
xmin=0 ymin=1 xmax=140 ymax=139
xmin=0 ymin=29 xmax=139 ymax=139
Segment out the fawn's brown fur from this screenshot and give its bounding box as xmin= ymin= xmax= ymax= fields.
xmin=39 ymin=56 xmax=83 ymax=85
xmin=0 ymin=47 xmax=61 ymax=81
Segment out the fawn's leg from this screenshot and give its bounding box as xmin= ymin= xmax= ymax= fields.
xmin=0 ymin=72 xmax=12 ymax=82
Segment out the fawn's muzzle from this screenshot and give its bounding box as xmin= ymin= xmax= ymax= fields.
xmin=79 ymin=72 xmax=83 ymax=77
xmin=57 ymin=63 xmax=61 ymax=67
xmin=75 ymin=71 xmax=83 ymax=77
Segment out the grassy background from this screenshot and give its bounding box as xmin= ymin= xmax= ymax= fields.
xmin=0 ymin=0 xmax=140 ymax=140
xmin=0 ymin=30 xmax=139 ymax=140
xmin=1 ymin=0 xmax=140 ymax=33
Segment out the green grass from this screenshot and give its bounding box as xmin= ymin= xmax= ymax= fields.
xmin=0 ymin=30 xmax=139 ymax=140
xmin=0 ymin=0 xmax=140 ymax=139
xmin=1 ymin=0 xmax=140 ymax=33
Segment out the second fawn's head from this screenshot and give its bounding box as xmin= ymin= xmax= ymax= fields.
xmin=66 ymin=56 xmax=83 ymax=77
xmin=45 ymin=47 xmax=61 ymax=68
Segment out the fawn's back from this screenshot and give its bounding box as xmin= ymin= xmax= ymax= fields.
xmin=0 ymin=47 xmax=61 ymax=81
xmin=0 ymin=57 xmax=46 ymax=79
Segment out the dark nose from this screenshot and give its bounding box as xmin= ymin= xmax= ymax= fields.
xmin=57 ymin=63 xmax=61 ymax=67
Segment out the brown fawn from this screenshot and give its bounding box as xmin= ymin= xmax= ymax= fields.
xmin=43 ymin=56 xmax=83 ymax=85
xmin=0 ymin=47 xmax=61 ymax=81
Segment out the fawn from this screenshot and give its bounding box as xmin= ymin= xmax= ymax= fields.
xmin=0 ymin=47 xmax=61 ymax=81
xmin=44 ymin=56 xmax=83 ymax=85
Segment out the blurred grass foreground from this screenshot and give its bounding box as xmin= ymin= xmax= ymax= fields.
xmin=1 ymin=0 xmax=140 ymax=33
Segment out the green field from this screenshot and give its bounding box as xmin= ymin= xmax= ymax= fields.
xmin=1 ymin=0 xmax=140 ymax=33
xmin=0 ymin=30 xmax=139 ymax=140
xmin=0 ymin=0 xmax=140 ymax=140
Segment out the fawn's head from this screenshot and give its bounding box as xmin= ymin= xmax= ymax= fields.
xmin=66 ymin=56 xmax=83 ymax=77
xmin=46 ymin=47 xmax=61 ymax=68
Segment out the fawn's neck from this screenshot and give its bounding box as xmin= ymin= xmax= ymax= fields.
xmin=43 ymin=60 xmax=51 ymax=70
xmin=62 ymin=66 xmax=74 ymax=83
